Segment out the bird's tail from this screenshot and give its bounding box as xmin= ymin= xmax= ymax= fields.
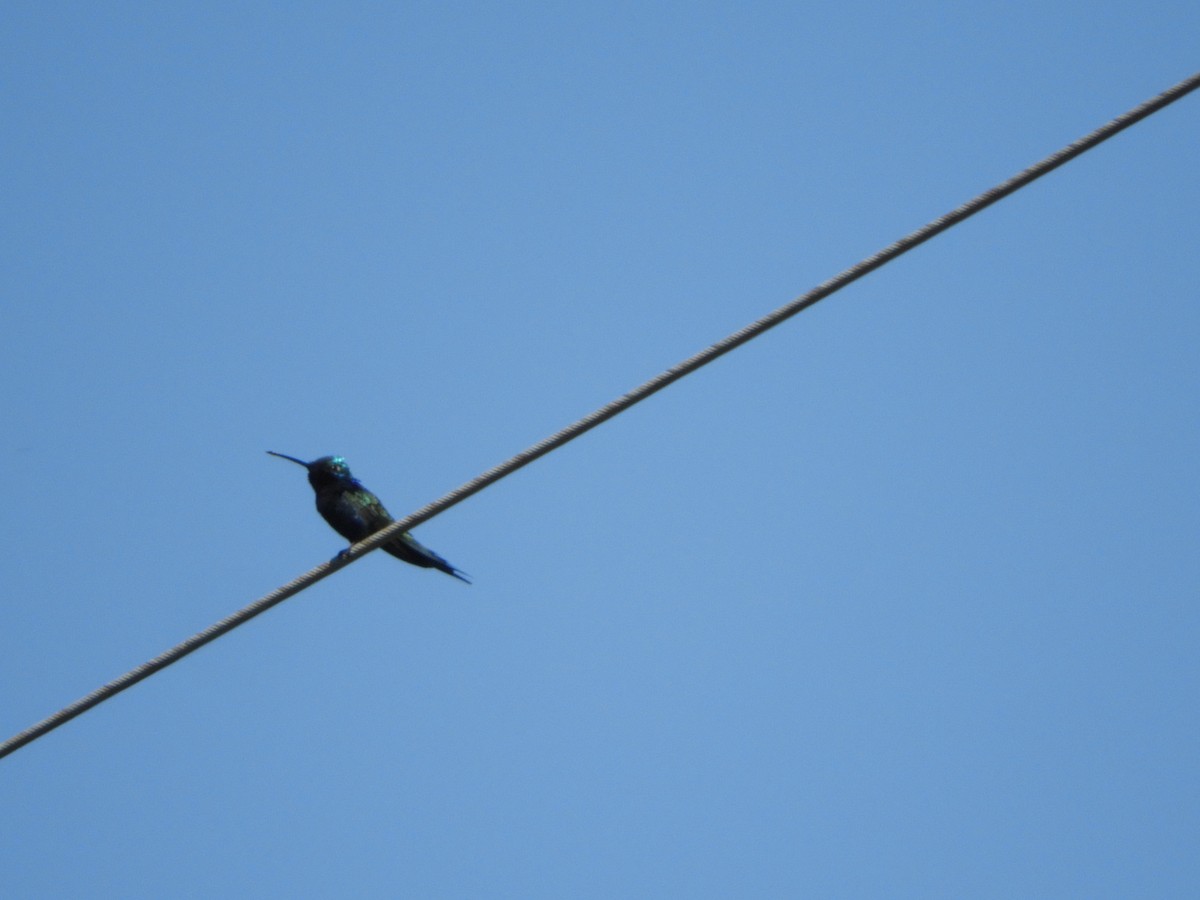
xmin=442 ymin=565 xmax=472 ymax=584
xmin=383 ymin=534 xmax=472 ymax=584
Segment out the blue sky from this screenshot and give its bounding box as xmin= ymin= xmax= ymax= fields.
xmin=2 ymin=3 xmax=1198 ymax=897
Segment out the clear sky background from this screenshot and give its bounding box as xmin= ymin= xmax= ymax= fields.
xmin=2 ymin=3 xmax=1198 ymax=897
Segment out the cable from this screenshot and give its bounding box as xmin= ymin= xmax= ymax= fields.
xmin=2 ymin=71 xmax=1197 ymax=762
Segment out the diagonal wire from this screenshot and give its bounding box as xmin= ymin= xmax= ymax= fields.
xmin=3 ymin=71 xmax=1198 ymax=762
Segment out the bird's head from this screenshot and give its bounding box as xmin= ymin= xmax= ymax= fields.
xmin=267 ymin=451 xmax=354 ymax=490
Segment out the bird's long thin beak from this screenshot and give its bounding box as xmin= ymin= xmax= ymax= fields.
xmin=267 ymin=450 xmax=311 ymax=468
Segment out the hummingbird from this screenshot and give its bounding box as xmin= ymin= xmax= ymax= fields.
xmin=267 ymin=451 xmax=471 ymax=583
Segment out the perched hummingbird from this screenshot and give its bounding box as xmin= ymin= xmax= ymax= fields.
xmin=267 ymin=451 xmax=471 ymax=583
